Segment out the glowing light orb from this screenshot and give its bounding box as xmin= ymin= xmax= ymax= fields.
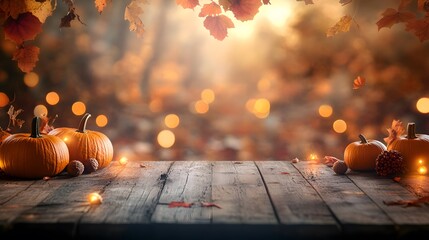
xmin=96 ymin=114 xmax=108 ymax=127
xmin=87 ymin=192 xmax=103 ymax=205
xmin=164 ymin=114 xmax=180 ymax=128
xmin=201 ymin=89 xmax=215 ymax=104
xmin=119 ymin=156 xmax=128 ymax=165
xmin=72 ymin=101 xmax=86 ymax=116
xmin=34 ymin=105 xmax=48 ymax=117
xmin=416 ymin=97 xmax=429 ymax=114
xmin=318 ymin=104 xmax=333 ymax=118
xmin=0 ymin=92 xmax=9 ymax=107
xmin=418 ymin=166 xmax=427 ymax=175
xmin=333 ymin=119 xmax=347 ymax=133
xmin=157 ymin=130 xmax=175 ymax=148
xmin=24 ymin=72 xmax=39 ymax=88
xmin=46 ymin=91 xmax=60 ymax=105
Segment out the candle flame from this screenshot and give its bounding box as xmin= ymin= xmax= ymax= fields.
xmin=309 ymin=153 xmax=318 ymax=161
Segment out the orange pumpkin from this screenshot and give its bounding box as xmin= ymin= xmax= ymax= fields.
xmin=344 ymin=134 xmax=387 ymax=171
xmin=48 ymin=113 xmax=113 ymax=169
xmin=0 ymin=117 xmax=69 ymax=179
xmin=0 ymin=129 xmax=11 ymax=144
xmin=387 ymin=122 xmax=429 ymax=172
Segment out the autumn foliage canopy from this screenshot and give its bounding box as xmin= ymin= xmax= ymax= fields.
xmin=1 ymin=0 xmax=429 ymax=73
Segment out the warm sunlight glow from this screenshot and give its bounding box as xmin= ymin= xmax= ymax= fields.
xmin=23 ymin=72 xmax=39 ymax=88
xmin=87 ymin=192 xmax=103 ymax=205
xmin=308 ymin=153 xmax=318 ymax=161
xmin=418 ymin=166 xmax=427 ymax=175
xmin=0 ymin=92 xmax=9 ymax=107
xmin=333 ymin=119 xmax=347 ymax=133
xmin=72 ymin=101 xmax=86 ymax=116
xmin=96 ymin=114 xmax=108 ymax=127
xmin=46 ymin=91 xmax=60 ymax=105
xmin=119 ymin=156 xmax=128 ymax=165
xmin=416 ymin=97 xmax=429 ymax=114
xmin=201 ymin=89 xmax=215 ymax=104
xmin=319 ymin=104 xmax=333 ymax=118
xmin=253 ymin=98 xmax=270 ymax=118
xmin=34 ymin=105 xmax=48 ymax=117
xmin=157 ymin=130 xmax=175 ymax=148
xmin=165 ymin=114 xmax=180 ymax=128
xmin=194 ymin=100 xmax=209 ymax=114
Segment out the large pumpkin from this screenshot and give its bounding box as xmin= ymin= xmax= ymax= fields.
xmin=344 ymin=134 xmax=387 ymax=171
xmin=48 ymin=113 xmax=113 ymax=169
xmin=0 ymin=117 xmax=69 ymax=179
xmin=0 ymin=129 xmax=11 ymax=144
xmin=388 ymin=122 xmax=429 ymax=172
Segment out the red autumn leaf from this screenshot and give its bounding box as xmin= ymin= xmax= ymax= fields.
xmin=203 ymin=15 xmax=234 ymax=41
xmin=12 ymin=45 xmax=40 ymax=73
xmin=199 ymin=2 xmax=222 ymax=17
xmin=383 ymin=119 xmax=405 ymax=146
xmin=95 ymin=0 xmax=108 ymax=14
xmin=376 ymin=8 xmax=415 ymax=31
xmin=230 ymin=0 xmax=262 ymax=21
xmin=39 ymin=114 xmax=57 ymax=134
xmin=383 ymin=195 xmax=429 ymax=207
xmin=406 ymin=17 xmax=429 ymax=42
xmin=393 ymin=176 xmax=401 ymax=183
xmin=324 ymin=156 xmax=340 ymax=167
xmin=168 ymin=201 xmax=193 ymax=208
xmin=124 ymin=0 xmax=145 ymax=37
xmin=201 ymin=202 xmax=222 ymax=209
xmin=3 ymin=12 xmax=42 ymax=45
xmin=297 ymin=0 xmax=314 ymax=5
xmin=280 ymin=172 xmax=290 ymax=175
xmin=353 ymin=76 xmax=365 ymax=89
xmin=176 ymin=0 xmax=199 ymax=10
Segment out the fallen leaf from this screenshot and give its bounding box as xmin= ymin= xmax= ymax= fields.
xmin=353 ymin=76 xmax=365 ymax=89
xmin=203 ymin=15 xmax=234 ymax=41
xmin=95 ymin=0 xmax=107 ymax=14
xmin=326 ymin=15 xmax=353 ymax=37
xmin=176 ymin=0 xmax=199 ymax=10
xmin=280 ymin=172 xmax=290 ymax=175
xmin=199 ymin=2 xmax=222 ymax=17
xmin=376 ymin=8 xmax=415 ymax=31
xmin=233 ymin=161 xmax=243 ymax=164
xmin=39 ymin=114 xmax=57 ymax=134
xmin=124 ymin=0 xmax=145 ymax=37
xmin=406 ymin=17 xmax=429 ymax=42
xmin=324 ymin=156 xmax=340 ymax=167
xmin=43 ymin=176 xmax=51 ymax=181
xmin=230 ymin=0 xmax=262 ymax=21
xmin=168 ymin=201 xmax=193 ymax=208
xmin=296 ymin=0 xmax=314 ymax=5
xmin=139 ymin=164 xmax=146 ymax=168
xmin=393 ymin=176 xmax=401 ymax=182
xmin=13 ymin=45 xmax=40 ymax=73
xmin=383 ymin=196 xmax=429 ymax=207
xmin=201 ymin=202 xmax=222 ymax=209
xmin=3 ymin=12 xmax=42 ymax=45
xmin=383 ymin=119 xmax=405 ymax=146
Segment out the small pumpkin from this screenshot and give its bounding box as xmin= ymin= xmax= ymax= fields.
xmin=344 ymin=134 xmax=387 ymax=171
xmin=0 ymin=117 xmax=69 ymax=179
xmin=387 ymin=122 xmax=429 ymax=172
xmin=0 ymin=129 xmax=11 ymax=144
xmin=48 ymin=113 xmax=113 ymax=169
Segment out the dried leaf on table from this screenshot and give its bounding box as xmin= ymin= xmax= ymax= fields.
xmin=383 ymin=195 xmax=429 ymax=207
xmin=324 ymin=156 xmax=340 ymax=167
xmin=201 ymin=202 xmax=222 ymax=209
xmin=168 ymin=201 xmax=193 ymax=208
xmin=280 ymin=172 xmax=290 ymax=175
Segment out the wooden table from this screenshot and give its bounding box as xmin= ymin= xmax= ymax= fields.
xmin=1 ymin=160 xmax=429 ymax=240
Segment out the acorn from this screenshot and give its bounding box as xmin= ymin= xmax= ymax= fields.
xmin=67 ymin=160 xmax=85 ymax=177
xmin=333 ymin=160 xmax=348 ymax=175
xmin=83 ymin=158 xmax=99 ymax=174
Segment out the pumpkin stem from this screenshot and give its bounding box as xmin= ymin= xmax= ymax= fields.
xmin=407 ymin=122 xmax=417 ymax=139
xmin=30 ymin=117 xmax=42 ymax=138
xmin=358 ymin=134 xmax=368 ymax=144
xmin=77 ymin=113 xmax=91 ymax=133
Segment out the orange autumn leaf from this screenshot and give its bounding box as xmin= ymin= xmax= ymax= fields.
xmin=383 ymin=119 xmax=405 ymax=146
xmin=219 ymin=0 xmax=232 ymax=11
xmin=0 ymin=0 xmax=53 ymax=23
xmin=326 ymin=15 xmax=353 ymax=37
xmin=176 ymin=0 xmax=199 ymax=10
xmin=95 ymin=0 xmax=108 ymax=14
xmin=383 ymin=195 xmax=429 ymax=207
xmin=201 ymin=202 xmax=222 ymax=209
xmin=3 ymin=12 xmax=42 ymax=45
xmin=418 ymin=0 xmax=429 ymax=11
xmin=230 ymin=0 xmax=262 ymax=21
xmin=124 ymin=0 xmax=145 ymax=37
xmin=199 ymin=2 xmax=222 ymax=17
xmin=376 ymin=8 xmax=415 ymax=31
xmin=203 ymin=15 xmax=234 ymax=41
xmin=353 ymin=76 xmax=365 ymax=89
xmin=12 ymin=45 xmax=40 ymax=73
xmin=168 ymin=201 xmax=193 ymax=208
xmin=406 ymin=17 xmax=429 ymax=42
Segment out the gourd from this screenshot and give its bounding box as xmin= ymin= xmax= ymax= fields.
xmin=387 ymin=122 xmax=429 ymax=172
xmin=0 ymin=117 xmax=69 ymax=179
xmin=344 ymin=134 xmax=387 ymax=171
xmin=48 ymin=113 xmax=113 ymax=169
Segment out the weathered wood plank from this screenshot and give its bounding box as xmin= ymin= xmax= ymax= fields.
xmin=255 ymin=161 xmax=340 ymax=239
xmin=293 ymin=161 xmax=396 ymax=238
xmin=398 ymin=174 xmax=429 ymax=196
xmin=151 ymin=161 xmax=212 ymax=223
xmin=211 ymin=161 xmax=277 ymax=224
xmin=347 ymin=171 xmax=429 ymax=238
xmin=0 ymin=178 xmax=36 ymax=205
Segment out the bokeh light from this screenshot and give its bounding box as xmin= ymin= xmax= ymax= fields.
xmin=194 ymin=100 xmax=209 ymax=114
xmin=23 ymin=72 xmax=39 ymax=88
xmin=0 ymin=92 xmax=9 ymax=107
xmin=71 ymin=101 xmax=86 ymax=116
xmin=319 ymin=104 xmax=333 ymax=118
xmin=201 ymin=89 xmax=215 ymax=104
xmin=157 ymin=130 xmax=175 ymax=148
xmin=333 ymin=119 xmax=347 ymax=133
xmin=164 ymin=114 xmax=180 ymax=128
xmin=34 ymin=105 xmax=48 ymax=117
xmin=45 ymin=91 xmax=60 ymax=105
xmin=416 ymin=97 xmax=429 ymax=114
xmin=96 ymin=114 xmax=108 ymax=127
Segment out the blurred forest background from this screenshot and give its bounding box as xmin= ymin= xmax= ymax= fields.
xmin=1 ymin=0 xmax=429 ymax=162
